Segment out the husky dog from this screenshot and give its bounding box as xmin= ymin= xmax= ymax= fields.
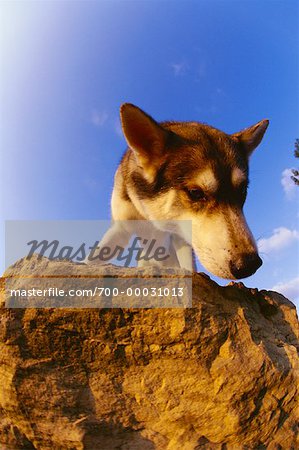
xmin=88 ymin=103 xmax=268 ymax=279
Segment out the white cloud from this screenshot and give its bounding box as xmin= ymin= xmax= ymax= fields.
xmin=91 ymin=109 xmax=108 ymax=127
xmin=281 ymin=168 xmax=297 ymax=200
xmin=170 ymin=59 xmax=208 ymax=81
xmin=170 ymin=61 xmax=189 ymax=76
xmin=271 ymin=277 xmax=299 ymax=302
xmin=258 ymin=227 xmax=299 ymax=254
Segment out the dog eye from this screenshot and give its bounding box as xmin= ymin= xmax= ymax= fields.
xmin=186 ymin=188 xmax=207 ymax=202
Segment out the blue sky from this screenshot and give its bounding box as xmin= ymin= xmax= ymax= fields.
xmin=1 ymin=0 xmax=299 ymax=304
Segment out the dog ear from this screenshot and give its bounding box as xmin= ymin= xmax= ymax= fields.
xmin=120 ymin=103 xmax=169 ymax=172
xmin=232 ymin=119 xmax=269 ymax=157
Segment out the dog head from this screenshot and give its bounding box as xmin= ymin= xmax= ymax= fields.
xmin=120 ymin=103 xmax=269 ymax=279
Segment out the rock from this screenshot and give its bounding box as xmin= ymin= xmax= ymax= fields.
xmin=0 ymin=256 xmax=298 ymax=449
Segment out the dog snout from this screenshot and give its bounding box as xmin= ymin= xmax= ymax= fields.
xmin=229 ymin=253 xmax=262 ymax=279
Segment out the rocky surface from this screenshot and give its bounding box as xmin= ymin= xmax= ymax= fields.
xmin=0 ymin=257 xmax=298 ymax=449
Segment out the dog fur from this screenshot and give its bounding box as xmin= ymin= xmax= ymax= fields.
xmin=91 ymin=104 xmax=269 ymax=279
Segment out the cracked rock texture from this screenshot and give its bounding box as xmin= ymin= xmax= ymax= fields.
xmin=0 ymin=257 xmax=298 ymax=449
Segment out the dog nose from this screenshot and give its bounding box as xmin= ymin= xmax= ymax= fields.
xmin=229 ymin=253 xmax=262 ymax=279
